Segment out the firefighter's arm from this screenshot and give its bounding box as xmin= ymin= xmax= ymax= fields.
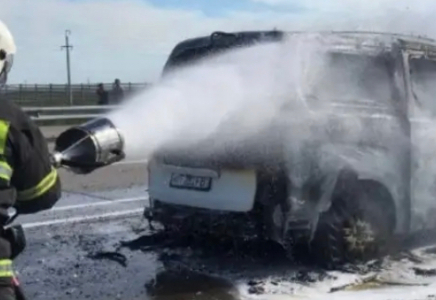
xmin=7 ymin=123 xmax=62 ymax=214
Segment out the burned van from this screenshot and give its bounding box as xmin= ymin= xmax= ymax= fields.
xmin=145 ymin=30 xmax=436 ymax=268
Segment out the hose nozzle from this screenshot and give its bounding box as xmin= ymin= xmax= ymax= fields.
xmin=52 ymin=117 xmax=125 ymax=174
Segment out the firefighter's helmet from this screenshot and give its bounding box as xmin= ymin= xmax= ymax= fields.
xmin=0 ymin=20 xmax=16 ymax=87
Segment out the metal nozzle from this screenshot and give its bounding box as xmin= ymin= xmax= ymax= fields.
xmin=50 ymin=152 xmax=64 ymax=169
xmin=53 ymin=117 xmax=125 ymax=174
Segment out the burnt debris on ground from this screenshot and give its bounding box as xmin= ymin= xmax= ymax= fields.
xmin=86 ymin=251 xmax=128 ymax=267
xmin=119 ymin=229 xmax=287 ymax=260
xmin=119 ymin=229 xmax=337 ymax=295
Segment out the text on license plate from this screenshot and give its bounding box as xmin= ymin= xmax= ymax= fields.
xmin=170 ymin=173 xmax=212 ymax=191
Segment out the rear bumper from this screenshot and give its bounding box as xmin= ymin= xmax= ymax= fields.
xmin=145 ymin=199 xmax=260 ymax=236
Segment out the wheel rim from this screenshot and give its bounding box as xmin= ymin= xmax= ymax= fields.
xmin=343 ymin=217 xmax=376 ymax=259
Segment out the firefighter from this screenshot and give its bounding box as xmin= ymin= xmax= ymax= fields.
xmin=0 ymin=20 xmax=62 ymax=299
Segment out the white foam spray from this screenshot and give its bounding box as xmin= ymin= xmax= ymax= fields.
xmin=108 ymin=34 xmax=324 ymax=160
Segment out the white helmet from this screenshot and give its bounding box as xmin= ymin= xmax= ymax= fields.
xmin=0 ymin=20 xmax=16 ymax=87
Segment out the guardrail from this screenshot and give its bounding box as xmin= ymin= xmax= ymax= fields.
xmin=23 ymin=105 xmax=119 ymax=122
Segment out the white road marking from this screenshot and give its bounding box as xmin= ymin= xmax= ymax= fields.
xmin=22 ymin=208 xmax=144 ymax=229
xmin=52 ymin=196 xmax=149 ymax=211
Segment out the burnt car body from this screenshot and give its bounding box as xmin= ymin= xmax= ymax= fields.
xmin=145 ymin=30 xmax=436 ymax=267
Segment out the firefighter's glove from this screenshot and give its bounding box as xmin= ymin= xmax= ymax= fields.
xmin=3 ymin=225 xmax=25 ymax=260
xmin=0 ymin=188 xmax=26 ymax=260
xmin=0 ymin=235 xmax=11 ymax=260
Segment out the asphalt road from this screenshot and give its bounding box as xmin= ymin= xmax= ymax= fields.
xmin=8 ymin=125 xmax=241 ymax=300
xmin=10 ymin=126 xmax=151 ymax=299
xmin=7 ymin=125 xmax=436 ymax=300
xmin=12 ymin=166 xmax=244 ymax=300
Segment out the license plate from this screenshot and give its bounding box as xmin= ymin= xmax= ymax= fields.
xmin=170 ymin=173 xmax=212 ymax=191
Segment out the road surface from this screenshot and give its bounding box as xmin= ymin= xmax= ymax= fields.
xmin=7 ymin=126 xmax=436 ymax=299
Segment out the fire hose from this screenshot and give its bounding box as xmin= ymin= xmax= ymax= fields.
xmin=4 ymin=117 xmax=126 ymax=299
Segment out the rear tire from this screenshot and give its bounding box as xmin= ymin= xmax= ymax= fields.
xmin=309 ymin=180 xmax=395 ymax=269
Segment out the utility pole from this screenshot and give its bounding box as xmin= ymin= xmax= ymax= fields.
xmin=61 ymin=30 xmax=73 ymax=105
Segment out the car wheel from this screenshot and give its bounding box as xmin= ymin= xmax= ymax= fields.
xmin=309 ymin=180 xmax=394 ymax=269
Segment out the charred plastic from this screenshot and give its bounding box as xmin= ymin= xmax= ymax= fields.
xmin=52 ymin=117 xmax=125 ymax=174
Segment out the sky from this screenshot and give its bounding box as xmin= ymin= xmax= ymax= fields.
xmin=0 ymin=0 xmax=435 ymax=84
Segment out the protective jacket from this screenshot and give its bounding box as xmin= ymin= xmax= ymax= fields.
xmin=0 ymin=99 xmax=61 ymax=215
xmin=0 ymin=98 xmax=61 ymax=299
